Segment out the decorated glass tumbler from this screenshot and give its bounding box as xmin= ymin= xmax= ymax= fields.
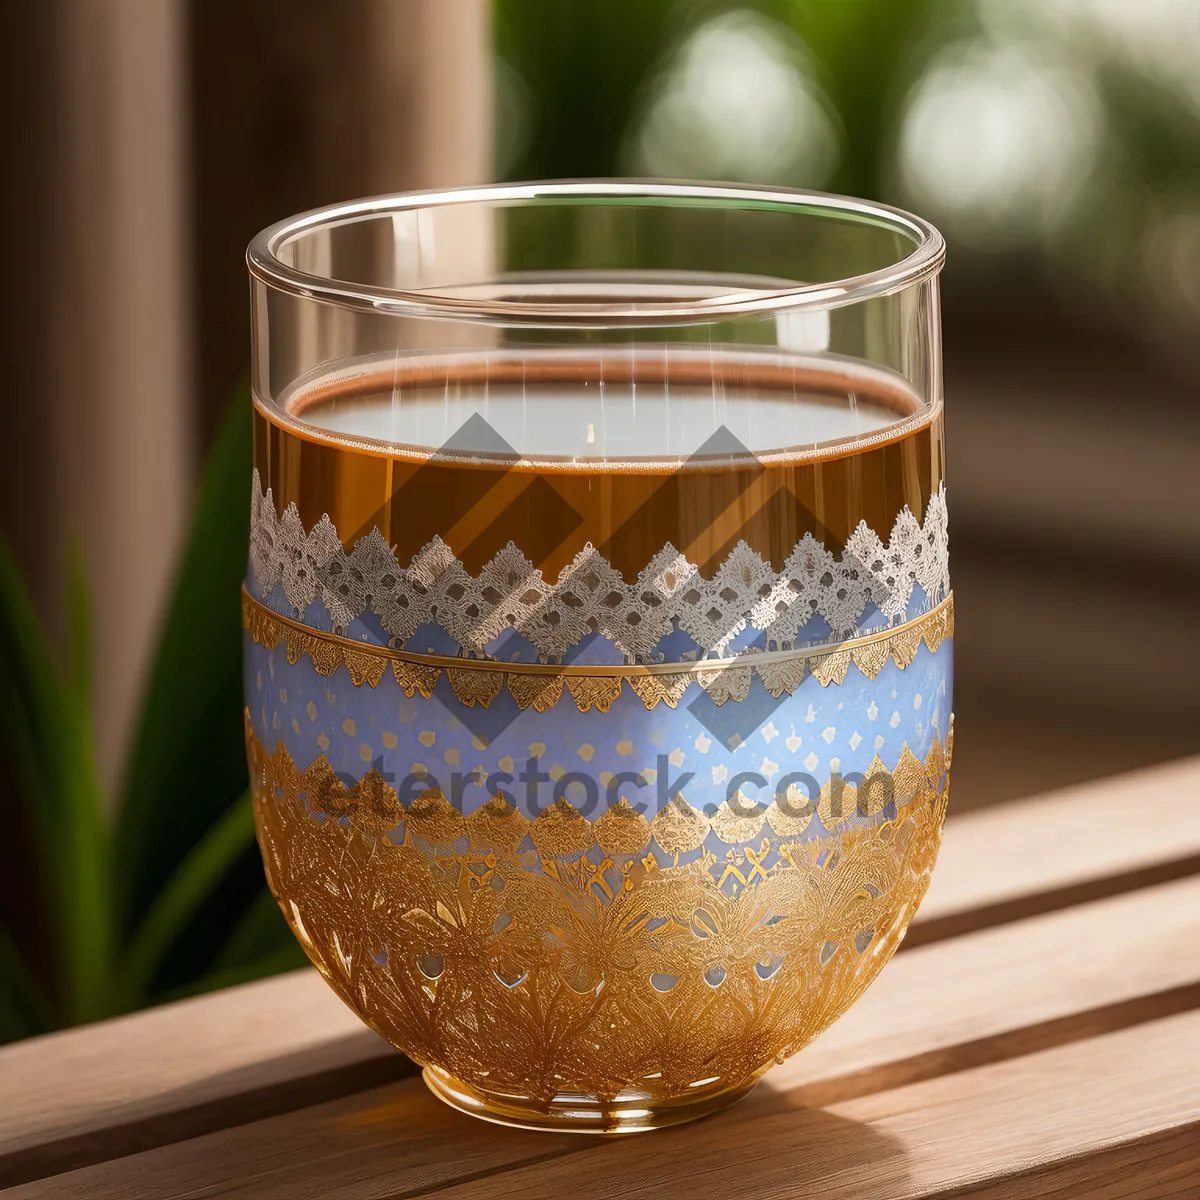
xmin=244 ymin=182 xmax=952 ymax=1132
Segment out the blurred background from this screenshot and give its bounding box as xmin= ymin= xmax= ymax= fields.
xmin=1 ymin=0 xmax=1196 ymax=1040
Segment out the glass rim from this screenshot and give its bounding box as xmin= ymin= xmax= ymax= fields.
xmin=246 ymin=179 xmax=946 ymax=325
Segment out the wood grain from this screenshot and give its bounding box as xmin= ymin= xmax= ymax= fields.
xmin=9 ymin=872 xmax=1197 ymax=1198
xmin=770 ymin=873 xmax=1200 ymax=1103
xmin=0 ymin=970 xmax=411 ymax=1187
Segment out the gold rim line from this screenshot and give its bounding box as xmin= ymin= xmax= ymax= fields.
xmin=241 ymin=586 xmax=953 ymax=675
xmin=242 ymin=587 xmax=952 ymax=709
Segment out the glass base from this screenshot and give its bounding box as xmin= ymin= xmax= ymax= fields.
xmin=421 ymin=1065 xmax=762 ymax=1134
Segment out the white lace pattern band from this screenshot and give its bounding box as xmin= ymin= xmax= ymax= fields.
xmin=249 ymin=470 xmax=949 ymax=664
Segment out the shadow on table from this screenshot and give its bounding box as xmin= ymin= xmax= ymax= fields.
xmin=321 ymin=1072 xmax=913 ymax=1198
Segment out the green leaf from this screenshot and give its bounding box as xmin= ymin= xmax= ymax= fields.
xmin=115 ymin=389 xmax=253 ymax=972
xmin=0 ymin=537 xmax=112 ymax=1026
xmin=119 ymin=791 xmax=257 ymax=1006
xmin=56 ymin=548 xmax=113 ymax=1023
xmin=65 ymin=539 xmax=92 ymax=708
xmin=0 ymin=538 xmax=64 ymax=845
xmin=0 ymin=928 xmax=52 ymax=1044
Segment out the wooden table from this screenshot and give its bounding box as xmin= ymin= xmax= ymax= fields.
xmin=3 ymin=758 xmax=1199 ymax=1198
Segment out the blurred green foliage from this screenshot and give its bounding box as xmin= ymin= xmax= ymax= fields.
xmin=495 ymin=0 xmax=947 ymax=196
xmin=496 ymin=0 xmax=1200 ymax=340
xmin=496 ymin=0 xmax=680 ymax=181
xmin=0 ymin=394 xmax=304 ymax=1045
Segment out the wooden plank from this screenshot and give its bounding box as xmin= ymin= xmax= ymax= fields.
xmin=10 ymin=874 xmax=1198 ymax=1198
xmin=764 ymin=872 xmax=1200 ymax=1105
xmin=0 ymin=971 xmax=412 ymax=1188
xmin=943 ymin=1126 xmax=1200 ymax=1200
xmin=910 ymin=754 xmax=1200 ymax=945
xmin=3 ymin=757 xmax=1196 ymax=1187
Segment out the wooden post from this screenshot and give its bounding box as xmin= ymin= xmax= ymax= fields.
xmin=0 ymin=0 xmax=493 ymax=794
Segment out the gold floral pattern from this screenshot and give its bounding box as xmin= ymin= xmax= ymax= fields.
xmin=242 ymin=587 xmax=954 ymax=712
xmin=247 ymin=716 xmax=952 ymax=1107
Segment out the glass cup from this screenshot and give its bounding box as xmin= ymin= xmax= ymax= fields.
xmin=244 ymin=182 xmax=951 ymax=1133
